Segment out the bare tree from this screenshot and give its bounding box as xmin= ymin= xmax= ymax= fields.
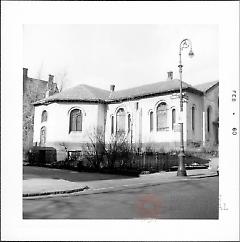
xmin=105 ymin=131 xmax=131 ymax=168
xmin=36 ymin=63 xmax=70 ymax=92
xmin=56 ymin=69 xmax=69 ymax=92
xmin=82 ymin=128 xmax=106 ymax=169
xmin=83 ymin=128 xmax=131 ymax=169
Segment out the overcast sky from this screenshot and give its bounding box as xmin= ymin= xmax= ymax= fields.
xmin=23 ymin=24 xmax=218 ymax=91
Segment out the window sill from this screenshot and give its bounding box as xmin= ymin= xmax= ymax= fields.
xmin=116 ymin=131 xmax=126 ymax=134
xmin=69 ymin=131 xmax=83 ymax=134
xmin=157 ymin=127 xmax=169 ymax=131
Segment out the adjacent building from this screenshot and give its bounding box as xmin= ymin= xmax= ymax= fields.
xmin=33 ymin=71 xmax=219 ymax=161
xmin=23 ymin=68 xmax=59 ymax=160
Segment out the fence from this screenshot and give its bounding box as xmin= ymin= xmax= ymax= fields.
xmin=66 ymin=150 xmax=209 ymax=172
xmin=112 ymin=152 xmax=171 ymax=172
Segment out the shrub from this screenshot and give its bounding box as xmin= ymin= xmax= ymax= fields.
xmin=82 ymin=128 xmax=106 ymax=170
xmin=107 ymin=132 xmax=133 ymax=168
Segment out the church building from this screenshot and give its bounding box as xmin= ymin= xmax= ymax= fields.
xmin=33 ymin=71 xmax=219 ymax=161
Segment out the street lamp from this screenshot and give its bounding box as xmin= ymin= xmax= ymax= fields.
xmin=177 ymin=38 xmax=194 ymax=176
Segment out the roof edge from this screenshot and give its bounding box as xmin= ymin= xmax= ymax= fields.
xmin=107 ymin=87 xmax=203 ymax=103
xmin=205 ymin=81 xmax=219 ymax=93
xmin=34 ymin=87 xmax=203 ymax=106
xmin=33 ymin=99 xmax=107 ymax=106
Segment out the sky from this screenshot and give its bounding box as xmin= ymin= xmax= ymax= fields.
xmin=23 ymin=24 xmax=218 ymax=91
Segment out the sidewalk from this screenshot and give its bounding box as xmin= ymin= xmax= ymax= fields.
xmin=23 ymin=168 xmax=218 ymax=199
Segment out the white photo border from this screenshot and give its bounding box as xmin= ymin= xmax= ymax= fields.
xmin=1 ymin=1 xmax=239 ymax=241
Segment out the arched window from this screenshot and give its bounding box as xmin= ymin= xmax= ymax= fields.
xmin=116 ymin=108 xmax=126 ymax=133
xmin=150 ymin=111 xmax=153 ymax=132
xmin=207 ymin=106 xmax=211 ymax=133
xmin=172 ymin=109 xmax=176 ymax=130
xmin=192 ymin=106 xmax=195 ymax=131
xmin=135 ymin=102 xmax=139 ymax=110
xmin=111 ymin=115 xmax=114 ymax=135
xmin=41 ymin=110 xmax=47 ymax=122
xmin=128 ymin=114 xmax=131 ymax=133
xmin=156 ymin=102 xmax=167 ymax=131
xmin=69 ymin=109 xmax=82 ymax=132
xmin=40 ymin=126 xmax=46 ymax=145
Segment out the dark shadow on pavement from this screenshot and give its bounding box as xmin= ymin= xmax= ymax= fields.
xmin=23 ymin=166 xmax=135 ymax=182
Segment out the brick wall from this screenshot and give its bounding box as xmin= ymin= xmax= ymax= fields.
xmin=23 ymin=68 xmax=58 ymax=161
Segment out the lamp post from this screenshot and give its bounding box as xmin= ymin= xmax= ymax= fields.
xmin=177 ymin=39 xmax=194 ymax=176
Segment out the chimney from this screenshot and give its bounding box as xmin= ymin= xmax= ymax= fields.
xmin=46 ymin=74 xmax=54 ymax=97
xmin=23 ymin=68 xmax=28 ymax=78
xmin=110 ymin=84 xmax=115 ymax=92
xmin=48 ymin=74 xmax=54 ymax=88
xmin=48 ymin=74 xmax=54 ymax=83
xmin=167 ymin=71 xmax=173 ymax=80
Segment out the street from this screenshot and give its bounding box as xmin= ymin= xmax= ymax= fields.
xmin=23 ymin=176 xmax=218 ymax=219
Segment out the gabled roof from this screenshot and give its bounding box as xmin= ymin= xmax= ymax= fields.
xmin=194 ymin=80 xmax=219 ymax=93
xmin=109 ymin=79 xmax=197 ymax=101
xmin=34 ymin=84 xmax=111 ymax=105
xmin=34 ymin=79 xmax=218 ymax=106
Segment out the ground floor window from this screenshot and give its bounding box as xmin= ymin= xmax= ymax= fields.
xmin=41 ymin=110 xmax=47 ymax=122
xmin=207 ymin=106 xmax=211 ymax=133
xmin=128 ymin=114 xmax=131 ymax=133
xmin=150 ymin=111 xmax=153 ymax=131
xmin=70 ymin=109 xmax=82 ymax=132
xmin=40 ymin=126 xmax=46 ymax=145
xmin=172 ymin=108 xmax=176 ymax=130
xmin=111 ymin=115 xmax=114 ymax=134
xmin=157 ymin=102 xmax=168 ymax=131
xmin=116 ymin=108 xmax=126 ymax=133
xmin=192 ymin=106 xmax=195 ymax=131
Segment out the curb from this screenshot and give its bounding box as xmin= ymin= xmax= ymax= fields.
xmin=23 ymin=173 xmax=218 ymax=199
xmin=188 ymin=174 xmax=218 ymax=179
xmin=23 ymin=186 xmax=89 ymax=198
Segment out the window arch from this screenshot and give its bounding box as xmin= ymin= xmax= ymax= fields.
xmin=150 ymin=111 xmax=153 ymax=132
xmin=41 ymin=110 xmax=47 ymax=122
xmin=128 ymin=114 xmax=131 ymax=133
xmin=207 ymin=106 xmax=211 ymax=133
xmin=156 ymin=102 xmax=168 ymax=131
xmin=172 ymin=108 xmax=176 ymax=130
xmin=192 ymin=106 xmax=195 ymax=131
xmin=116 ymin=108 xmax=126 ymax=133
xmin=69 ymin=109 xmax=82 ymax=132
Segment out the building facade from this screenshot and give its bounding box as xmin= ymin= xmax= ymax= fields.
xmin=33 ymin=72 xmax=219 ymax=161
xmin=23 ymin=68 xmax=59 ymax=160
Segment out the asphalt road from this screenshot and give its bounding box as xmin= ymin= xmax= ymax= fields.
xmin=23 ymin=166 xmax=133 ymax=181
xmin=23 ymin=176 xmax=218 ymax=219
